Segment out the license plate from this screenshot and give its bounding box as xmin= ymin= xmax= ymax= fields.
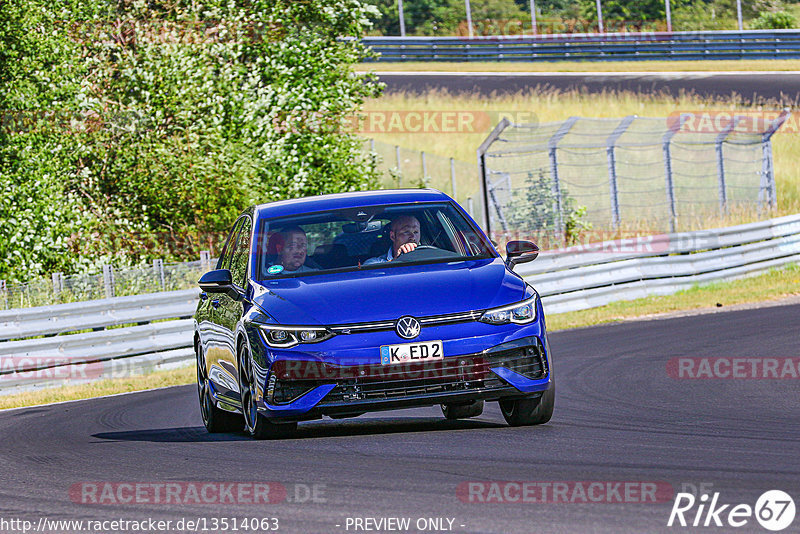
xmin=380 ymin=340 xmax=444 ymax=365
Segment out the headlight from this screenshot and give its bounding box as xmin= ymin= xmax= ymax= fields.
xmin=259 ymin=325 xmax=334 ymax=349
xmin=480 ymin=295 xmax=538 ymax=325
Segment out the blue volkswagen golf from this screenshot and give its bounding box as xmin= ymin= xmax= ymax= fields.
xmin=194 ymin=189 xmax=554 ymax=438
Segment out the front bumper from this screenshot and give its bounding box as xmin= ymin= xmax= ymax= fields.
xmin=258 ymin=335 xmax=551 ymax=420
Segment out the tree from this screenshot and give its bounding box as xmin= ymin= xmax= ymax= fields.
xmin=0 ymin=0 xmax=383 ymax=281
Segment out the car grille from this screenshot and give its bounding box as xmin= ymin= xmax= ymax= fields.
xmin=269 ymin=341 xmax=547 ymax=405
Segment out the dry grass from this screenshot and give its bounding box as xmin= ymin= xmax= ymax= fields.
xmin=0 ymin=365 xmax=195 ymax=411
xmin=362 ymin=88 xmax=800 ymax=220
xmin=546 ymin=263 xmax=800 ymax=331
xmin=359 ymin=59 xmax=800 ymax=73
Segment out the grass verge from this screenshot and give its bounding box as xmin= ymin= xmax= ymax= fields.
xmin=546 ymin=263 xmax=800 ymax=331
xmin=2 ymin=265 xmax=798 ymax=410
xmin=0 ymin=365 xmax=195 ymax=411
xmin=359 ymin=59 xmax=800 ymax=73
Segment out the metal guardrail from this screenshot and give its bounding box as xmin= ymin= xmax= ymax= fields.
xmin=0 ymin=213 xmax=798 ymax=394
xmin=519 ymin=213 xmax=800 ymax=313
xmin=363 ymin=30 xmax=800 ymax=61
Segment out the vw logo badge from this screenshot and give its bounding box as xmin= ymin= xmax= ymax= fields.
xmin=395 ymin=316 xmax=421 ymax=340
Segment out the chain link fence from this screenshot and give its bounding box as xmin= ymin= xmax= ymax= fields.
xmin=0 ymin=254 xmax=213 ymax=310
xmin=364 ymin=138 xmax=486 ymax=226
xmin=477 ymin=111 xmax=789 ymax=246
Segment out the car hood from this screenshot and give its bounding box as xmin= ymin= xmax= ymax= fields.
xmin=251 ymin=258 xmax=526 ymax=326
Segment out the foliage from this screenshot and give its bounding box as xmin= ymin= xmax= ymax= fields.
xmin=0 ymin=0 xmax=382 ymax=282
xmin=368 ymin=0 xmax=529 ymax=36
xmin=750 ymin=10 xmax=797 ymax=28
xmin=504 ymin=170 xmax=591 ymax=246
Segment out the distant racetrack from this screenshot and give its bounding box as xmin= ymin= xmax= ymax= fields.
xmin=376 ymin=71 xmax=800 ymax=102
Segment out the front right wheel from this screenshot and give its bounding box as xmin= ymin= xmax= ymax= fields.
xmin=238 ymin=343 xmax=297 ymax=440
xmin=197 ymin=343 xmax=242 ymax=433
xmin=499 ymin=381 xmax=555 ymax=427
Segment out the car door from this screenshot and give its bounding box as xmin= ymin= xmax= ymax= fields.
xmin=216 ymin=214 xmax=252 ymax=394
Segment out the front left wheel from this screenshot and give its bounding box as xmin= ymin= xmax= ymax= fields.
xmin=238 ymin=343 xmax=297 ymax=440
xmin=499 ymin=381 xmax=555 ymax=427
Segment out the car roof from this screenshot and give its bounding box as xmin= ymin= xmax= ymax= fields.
xmin=253 ymin=189 xmax=453 ymax=220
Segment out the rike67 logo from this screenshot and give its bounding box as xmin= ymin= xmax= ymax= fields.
xmin=668 ymin=490 xmax=796 ymax=531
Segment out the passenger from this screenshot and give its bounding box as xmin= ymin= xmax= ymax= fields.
xmin=364 ymin=215 xmax=421 ymax=265
xmin=266 ymin=226 xmax=317 ymax=274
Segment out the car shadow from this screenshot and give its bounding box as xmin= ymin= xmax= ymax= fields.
xmin=92 ymin=417 xmax=506 ymax=443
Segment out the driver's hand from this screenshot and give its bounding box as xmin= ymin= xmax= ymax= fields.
xmin=395 ymin=242 xmax=418 ymax=258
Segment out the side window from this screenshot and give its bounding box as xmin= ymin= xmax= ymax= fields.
xmin=230 ymin=217 xmax=252 ymax=288
xmin=217 ymin=218 xmax=243 ymax=271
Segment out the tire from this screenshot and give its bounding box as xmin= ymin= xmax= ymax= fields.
xmin=499 ymin=381 xmax=555 ymax=427
xmin=197 ymin=343 xmax=242 ymax=433
xmin=441 ymin=400 xmax=484 ymax=420
xmin=238 ymin=343 xmax=298 ymax=440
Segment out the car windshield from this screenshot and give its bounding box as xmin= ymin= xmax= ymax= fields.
xmin=254 ymin=202 xmax=496 ymax=279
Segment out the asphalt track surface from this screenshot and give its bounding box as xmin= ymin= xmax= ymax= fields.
xmin=377 ymin=71 xmax=800 ymax=103
xmin=1 ymin=303 xmax=799 ymax=533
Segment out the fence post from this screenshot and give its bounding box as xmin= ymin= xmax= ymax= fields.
xmin=153 ymin=259 xmax=165 ymax=290
xmin=605 ymin=115 xmax=635 ymax=230
xmin=467 ymin=197 xmax=474 ymax=218
xmin=102 ymin=264 xmax=115 ymax=299
xmin=477 ymin=117 xmax=512 ymax=235
xmin=52 ymin=272 xmax=63 ymax=298
xmin=715 ymin=115 xmax=743 ymax=215
xmin=450 ymin=157 xmax=457 ymax=199
xmin=760 ymin=109 xmax=790 ymax=211
xmin=369 ymin=138 xmax=375 ymax=153
xmin=0 ymin=280 xmax=6 ymax=310
xmin=395 ymin=145 xmax=402 ymax=186
xmin=547 ymin=116 xmax=580 ymax=238
xmin=421 ymin=151 xmax=429 ymax=186
xmin=200 ymin=251 xmax=211 ymax=272
xmin=662 ymin=114 xmax=688 ymax=233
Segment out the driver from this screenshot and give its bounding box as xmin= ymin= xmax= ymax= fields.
xmin=364 ymin=215 xmax=420 ymax=265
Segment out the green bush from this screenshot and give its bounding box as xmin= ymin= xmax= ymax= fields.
xmin=0 ymin=0 xmax=383 ymax=283
xmin=750 ymin=10 xmax=797 ymax=29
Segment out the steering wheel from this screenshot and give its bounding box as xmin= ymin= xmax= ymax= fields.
xmin=393 ymin=245 xmax=459 ymax=262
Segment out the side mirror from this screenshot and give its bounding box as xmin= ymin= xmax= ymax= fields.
xmin=506 ymin=240 xmax=539 ymax=270
xmin=198 ymin=269 xmax=240 ymax=299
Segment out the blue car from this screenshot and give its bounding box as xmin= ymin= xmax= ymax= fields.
xmin=194 ymin=189 xmax=554 ymax=438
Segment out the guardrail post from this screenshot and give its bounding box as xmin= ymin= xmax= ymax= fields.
xmin=102 ymin=264 xmax=115 ymax=299
xmin=662 ymin=114 xmax=688 ymax=233
xmin=760 ymin=109 xmax=790 ymax=211
xmin=606 ymin=115 xmax=636 ymax=230
xmin=547 ymin=116 xmax=580 ymax=238
xmin=450 ymin=157 xmax=457 ymax=199
xmin=153 ymin=259 xmax=166 ymax=290
xmin=715 ymin=115 xmax=743 ymax=215
xmin=200 ymin=251 xmax=211 ymax=272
